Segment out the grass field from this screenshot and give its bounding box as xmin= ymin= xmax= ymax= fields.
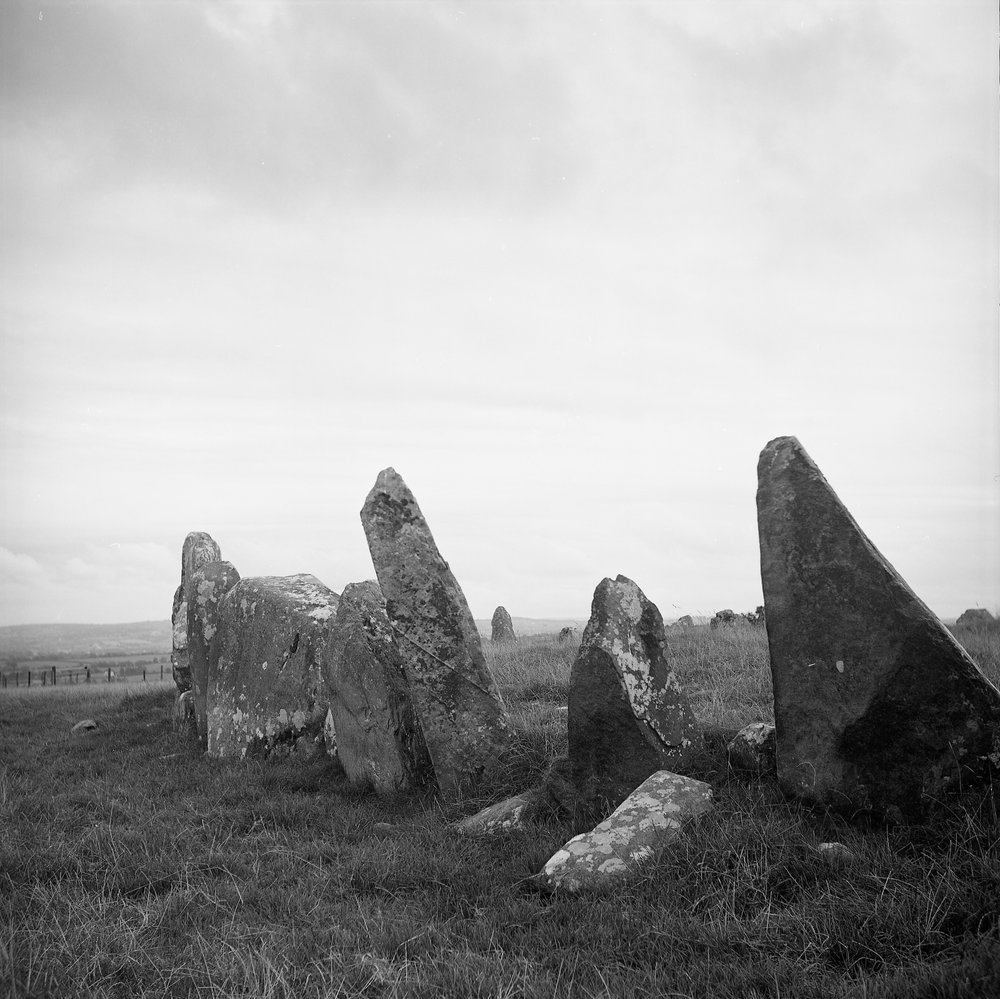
xmin=3 ymin=624 xmax=998 ymax=998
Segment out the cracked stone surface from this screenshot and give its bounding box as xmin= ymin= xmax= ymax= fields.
xmin=758 ymin=435 xmax=1000 ymax=818
xmin=324 ymin=580 xmax=432 ymax=792
xmin=361 ymin=468 xmax=511 ymax=803
xmin=568 ymin=575 xmax=699 ymax=810
xmin=539 ymin=770 xmax=713 ymax=891
xmin=207 ymin=574 xmax=339 ymax=759
xmin=187 ymin=560 xmax=241 ymax=744
xmin=170 ymin=532 xmax=222 ymax=693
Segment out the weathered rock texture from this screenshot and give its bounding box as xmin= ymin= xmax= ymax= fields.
xmin=187 ymin=560 xmax=241 ymax=742
xmin=207 ymin=574 xmax=339 ymax=759
xmin=324 ymin=580 xmax=432 ymax=792
xmin=361 ymin=468 xmax=511 ymax=802
xmin=170 ymin=532 xmax=223 ymax=692
xmin=727 ymin=722 xmax=777 ymax=775
xmin=491 ymin=606 xmax=516 ymax=644
xmin=758 ymin=435 xmax=1000 ymax=818
xmin=568 ymin=575 xmax=699 ymax=810
xmin=452 ymin=788 xmax=548 ymax=836
xmin=538 ymin=770 xmax=714 ymax=891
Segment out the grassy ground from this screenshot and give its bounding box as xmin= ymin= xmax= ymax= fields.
xmin=2 ymin=625 xmax=998 ymax=998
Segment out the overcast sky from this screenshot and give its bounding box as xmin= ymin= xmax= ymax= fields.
xmin=1 ymin=0 xmax=997 ymax=627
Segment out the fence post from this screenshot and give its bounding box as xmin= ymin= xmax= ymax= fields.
xmin=160 ymin=663 xmax=164 ymax=680
xmin=27 ymin=670 xmax=31 ymax=687
xmin=107 ymin=667 xmax=112 ymax=684
xmin=52 ymin=665 xmax=57 ymax=686
xmin=143 ymin=668 xmax=147 ymax=682
xmin=86 ymin=666 xmax=90 ymax=683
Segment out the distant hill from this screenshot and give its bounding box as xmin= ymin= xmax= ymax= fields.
xmin=0 ymin=621 xmax=172 ymax=659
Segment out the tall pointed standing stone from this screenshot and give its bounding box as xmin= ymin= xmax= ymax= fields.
xmin=568 ymin=575 xmax=699 ymax=810
xmin=361 ymin=468 xmax=511 ymax=802
xmin=170 ymin=532 xmax=222 ymax=693
xmin=757 ymin=436 xmax=1000 ymax=819
xmin=491 ymin=606 xmax=516 ymax=644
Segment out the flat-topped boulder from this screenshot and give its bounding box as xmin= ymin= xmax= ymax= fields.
xmin=491 ymin=606 xmax=516 ymax=644
xmin=324 ymin=580 xmax=432 ymax=792
xmin=361 ymin=468 xmax=511 ymax=803
xmin=757 ymin=435 xmax=1000 ymax=819
xmin=170 ymin=531 xmax=222 ymax=693
xmin=568 ymin=575 xmax=699 ymax=810
xmin=187 ymin=560 xmax=241 ymax=743
xmin=207 ymin=573 xmax=339 ymax=759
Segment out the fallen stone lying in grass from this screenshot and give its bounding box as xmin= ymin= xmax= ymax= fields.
xmin=361 ymin=467 xmax=512 ymax=804
xmin=207 ymin=573 xmax=339 ymax=759
xmin=70 ymin=719 xmax=99 ymax=734
xmin=452 ymin=788 xmax=548 ymax=835
xmin=727 ymin=721 xmax=776 ymax=774
xmin=324 ymin=579 xmax=432 ymax=793
xmin=757 ymin=435 xmax=1000 ymax=820
xmin=569 ymin=575 xmax=699 ymax=811
xmin=537 ymin=770 xmax=714 ymax=891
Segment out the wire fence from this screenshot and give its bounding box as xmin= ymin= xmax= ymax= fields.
xmin=0 ymin=663 xmax=174 ymax=689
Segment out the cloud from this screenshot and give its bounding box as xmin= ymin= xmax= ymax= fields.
xmin=0 ymin=547 xmax=45 ymax=583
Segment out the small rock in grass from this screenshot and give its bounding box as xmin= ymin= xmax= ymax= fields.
xmin=727 ymin=722 xmax=777 ymax=774
xmin=71 ymin=719 xmax=99 ymax=734
xmin=816 ymin=842 xmax=855 ymax=862
xmin=537 ymin=770 xmax=714 ymax=892
xmin=453 ymin=787 xmax=548 ymax=835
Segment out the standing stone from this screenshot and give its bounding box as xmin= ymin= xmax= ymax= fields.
xmin=324 ymin=580 xmax=432 ymax=792
xmin=956 ymin=608 xmax=995 ymax=629
xmin=568 ymin=575 xmax=699 ymax=810
xmin=537 ymin=770 xmax=714 ymax=892
xmin=207 ymin=574 xmax=339 ymax=759
xmin=170 ymin=532 xmax=223 ymax=693
xmin=757 ymin=435 xmax=1000 ymax=819
xmin=557 ymin=627 xmax=576 ymax=643
xmin=491 ymin=606 xmax=516 ymax=644
xmin=187 ymin=560 xmax=241 ymax=744
xmin=361 ymin=468 xmax=511 ymax=803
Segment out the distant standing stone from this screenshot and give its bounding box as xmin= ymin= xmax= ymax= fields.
xmin=491 ymin=606 xmax=516 ymax=644
xmin=187 ymin=559 xmax=241 ymax=743
xmin=538 ymin=770 xmax=714 ymax=891
xmin=757 ymin=435 xmax=1000 ymax=819
xmin=324 ymin=580 xmax=432 ymax=792
xmin=956 ymin=608 xmax=995 ymax=629
xmin=557 ymin=627 xmax=576 ymax=643
xmin=568 ymin=575 xmax=699 ymax=810
xmin=361 ymin=468 xmax=511 ymax=803
xmin=170 ymin=532 xmax=222 ymax=693
xmin=207 ymin=574 xmax=339 ymax=759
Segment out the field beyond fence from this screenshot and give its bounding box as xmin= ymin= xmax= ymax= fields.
xmin=2 ymin=622 xmax=999 ymax=998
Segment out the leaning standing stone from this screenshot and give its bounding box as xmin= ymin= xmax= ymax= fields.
xmin=568 ymin=575 xmax=699 ymax=810
xmin=170 ymin=532 xmax=223 ymax=693
xmin=324 ymin=580 xmax=432 ymax=792
xmin=187 ymin=560 xmax=241 ymax=743
xmin=538 ymin=770 xmax=713 ymax=891
xmin=361 ymin=468 xmax=511 ymax=803
xmin=757 ymin=435 xmax=1000 ymax=819
xmin=491 ymin=606 xmax=516 ymax=644
xmin=207 ymin=574 xmax=339 ymax=759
